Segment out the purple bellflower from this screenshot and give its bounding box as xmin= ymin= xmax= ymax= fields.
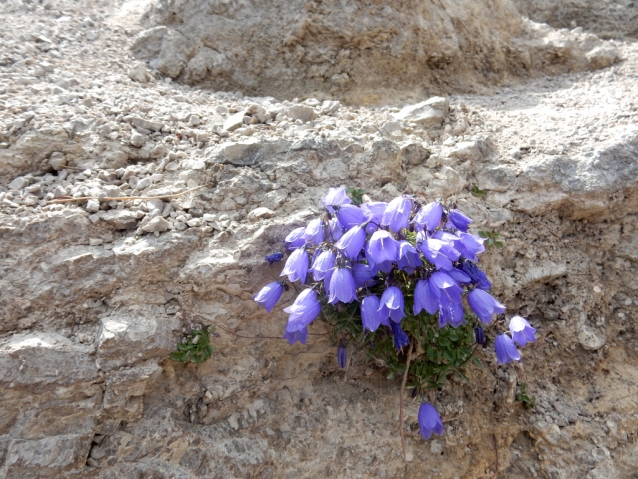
xmin=418 ymin=403 xmax=444 ymax=440
xmin=338 ymin=344 xmax=347 ymax=369
xmin=420 ymin=238 xmax=454 ymax=271
xmin=328 ymin=217 xmax=344 ymax=242
xmin=381 ymin=196 xmax=412 ymax=233
xmin=429 ymin=272 xmax=464 ymax=327
xmin=284 ymin=288 xmax=321 ymax=331
xmin=303 ymin=218 xmax=325 ymax=245
xmin=412 ymin=201 xmax=443 ymax=232
xmin=352 ymin=262 xmax=377 ymax=289
xmin=461 ymin=261 xmax=492 ymax=290
xmin=322 ymin=187 xmax=351 ymax=213
xmin=454 ymin=232 xmax=485 ymax=261
xmin=361 ymin=201 xmax=387 ymax=233
xmin=494 ymin=334 xmax=521 ymax=364
xmin=311 ymin=249 xmax=335 ymax=281
xmin=413 ymin=278 xmax=438 ymax=315
xmin=336 ymin=204 xmax=366 ymax=230
xmin=281 ymin=247 xmax=309 ymax=284
xmin=378 ymin=286 xmax=405 ymax=323
xmin=285 ymin=227 xmax=306 ymax=250
xmin=468 ymin=289 xmax=506 ymax=325
xmin=390 ymin=322 xmax=410 ymax=351
xmin=366 ymin=230 xmax=399 ymax=265
xmin=264 ymin=252 xmax=284 ymax=265
xmin=397 ymin=240 xmax=422 ymax=274
xmin=282 ymin=325 xmax=308 ymax=345
xmin=328 ymin=267 xmax=357 ymax=304
xmin=509 ymin=316 xmax=536 ymax=347
xmin=447 ymin=267 xmax=471 ymax=286
xmin=254 ymin=281 xmax=284 ymax=313
xmin=335 ymin=224 xmax=366 ymax=259
xmin=474 ymin=326 xmax=486 ymax=346
xmin=447 ymin=209 xmax=473 ymax=232
xmin=361 ymin=295 xmax=382 ymax=332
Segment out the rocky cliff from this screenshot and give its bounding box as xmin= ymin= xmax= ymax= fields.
xmin=0 ymin=0 xmax=637 ymax=477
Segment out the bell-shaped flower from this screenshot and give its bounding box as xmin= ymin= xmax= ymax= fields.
xmin=447 ymin=209 xmax=473 ymax=232
xmin=474 ymin=326 xmax=486 ymax=346
xmin=361 ymin=201 xmax=387 ymax=233
xmin=390 ymin=322 xmax=410 ymax=351
xmin=413 ymin=279 xmax=438 ymax=315
xmin=361 ymin=295 xmax=382 ymax=332
xmin=453 ymin=232 xmax=485 ymax=261
xmin=397 ymin=240 xmax=422 ymax=274
xmin=447 ymin=267 xmax=471 ymax=286
xmin=323 ymin=267 xmax=333 ymax=294
xmin=352 ymin=262 xmax=377 ymax=289
xmin=328 ymin=267 xmax=357 ymax=304
xmin=253 ymin=281 xmax=284 ymax=313
xmin=303 ymin=218 xmax=325 ymax=245
xmin=381 ymin=196 xmax=412 ymax=233
xmin=322 ymin=187 xmax=351 ymax=213
xmin=366 ymin=230 xmax=399 ymax=265
xmin=328 ymin=218 xmax=343 ymax=242
xmin=282 ymin=325 xmax=308 ymax=345
xmin=264 ymin=252 xmax=284 ymax=265
xmin=412 ymin=201 xmax=443 ymax=232
xmin=494 ymin=334 xmax=521 ymax=364
xmin=284 ymin=288 xmax=321 ymax=331
xmin=429 ymin=272 xmax=464 ymax=327
xmin=420 ymin=238 xmax=454 ymax=271
xmin=468 ymin=289 xmax=506 ymax=324
xmin=438 ymin=292 xmax=465 ymax=327
xmin=338 ymin=344 xmax=347 ymax=368
xmin=281 ymin=247 xmax=309 ymax=284
xmin=285 ymin=227 xmax=306 ymax=250
xmin=418 ymin=402 xmax=444 ymax=440
xmin=509 ymin=316 xmax=536 ymax=347
xmin=335 ymin=224 xmax=366 ymax=260
xmin=378 ymin=286 xmax=405 ymax=323
xmin=336 ymin=204 xmax=366 ymax=230
xmin=461 ymin=260 xmax=492 ymax=290
xmin=310 ymin=249 xmax=335 ymax=281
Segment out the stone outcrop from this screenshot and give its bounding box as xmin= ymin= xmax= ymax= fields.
xmin=133 ymin=0 xmax=621 ymax=100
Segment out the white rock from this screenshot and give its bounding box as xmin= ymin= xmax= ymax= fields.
xmin=86 ymin=199 xmax=100 ymax=213
xmin=288 ymin=105 xmax=316 ymax=123
xmin=141 ymin=216 xmax=170 ymax=234
xmin=136 ymin=177 xmax=152 ymax=190
xmin=247 ymin=207 xmax=275 ymax=221
xmin=394 ymin=96 xmax=449 ymax=126
xmin=130 ymin=132 xmax=146 ymax=148
xmin=223 ymin=112 xmax=246 ymax=132
xmin=8 ymin=177 xmax=29 ymax=190
xmin=578 ymin=326 xmax=605 ymax=351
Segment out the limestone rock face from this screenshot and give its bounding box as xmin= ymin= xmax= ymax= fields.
xmin=134 ymin=0 xmax=619 ymax=99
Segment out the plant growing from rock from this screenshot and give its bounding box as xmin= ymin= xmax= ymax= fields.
xmin=254 ymin=187 xmax=536 ymax=454
xmin=170 ymin=326 xmax=215 ymax=364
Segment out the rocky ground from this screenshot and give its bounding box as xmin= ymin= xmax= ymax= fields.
xmin=0 ymin=0 xmax=637 ymax=478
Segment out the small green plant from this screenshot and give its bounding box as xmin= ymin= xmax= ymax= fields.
xmin=478 ymin=230 xmax=503 ymax=248
xmin=345 ymin=187 xmax=366 ymax=205
xmin=170 ymin=326 xmax=215 ymax=364
xmin=471 ymin=185 xmax=486 ymax=197
xmin=516 ymin=382 xmax=536 ymax=409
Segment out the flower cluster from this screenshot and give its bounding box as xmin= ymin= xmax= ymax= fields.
xmin=254 ymin=187 xmax=536 ymax=441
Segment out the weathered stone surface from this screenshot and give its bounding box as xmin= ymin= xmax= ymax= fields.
xmin=394 ymin=97 xmax=449 ymax=126
xmin=0 ymin=333 xmax=98 ymax=387
xmin=95 ymin=311 xmax=180 ymax=370
xmin=0 ymin=128 xmax=68 ymax=180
